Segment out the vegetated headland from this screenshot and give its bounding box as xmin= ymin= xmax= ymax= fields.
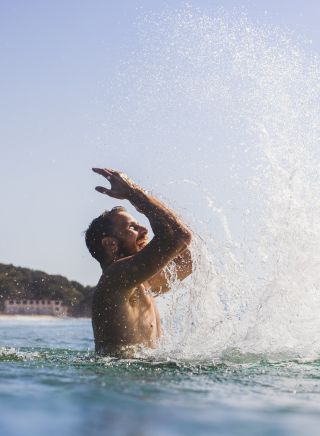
xmin=0 ymin=263 xmax=94 ymax=317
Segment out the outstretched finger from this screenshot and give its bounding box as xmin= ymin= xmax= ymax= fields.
xmin=92 ymin=168 xmax=113 ymax=180
xmin=106 ymin=168 xmax=122 ymax=177
xmin=95 ymin=186 xmax=124 ymax=199
xmin=95 ymin=186 xmax=111 ymax=195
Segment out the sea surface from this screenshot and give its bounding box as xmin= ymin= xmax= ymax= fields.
xmin=1 ymin=316 xmax=320 ymax=436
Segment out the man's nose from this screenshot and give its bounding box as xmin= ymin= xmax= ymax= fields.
xmin=139 ymin=226 xmax=148 ymax=236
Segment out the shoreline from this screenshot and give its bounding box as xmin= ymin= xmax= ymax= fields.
xmin=0 ymin=314 xmax=90 ymax=321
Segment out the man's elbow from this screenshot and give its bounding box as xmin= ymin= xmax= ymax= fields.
xmin=177 ymin=228 xmax=192 ymax=249
xmin=163 ymin=228 xmax=192 ymax=251
xmin=184 ymin=229 xmax=192 ymax=245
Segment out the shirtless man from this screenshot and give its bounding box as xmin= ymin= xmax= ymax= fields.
xmin=85 ymin=168 xmax=192 ymax=355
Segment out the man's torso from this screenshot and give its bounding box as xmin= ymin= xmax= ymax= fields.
xmin=92 ymin=279 xmax=161 ymax=354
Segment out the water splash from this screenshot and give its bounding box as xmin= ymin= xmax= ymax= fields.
xmin=0 ymin=347 xmax=41 ymax=362
xmin=102 ymin=7 xmax=320 ymax=358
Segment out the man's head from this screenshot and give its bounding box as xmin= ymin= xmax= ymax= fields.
xmin=85 ymin=207 xmax=148 ymax=266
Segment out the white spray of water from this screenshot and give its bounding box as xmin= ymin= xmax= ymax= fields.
xmin=103 ymin=7 xmax=320 ymax=359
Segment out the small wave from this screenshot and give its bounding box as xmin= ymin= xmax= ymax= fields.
xmin=0 ymin=347 xmax=41 ymax=362
xmin=0 ymin=315 xmax=63 ymax=322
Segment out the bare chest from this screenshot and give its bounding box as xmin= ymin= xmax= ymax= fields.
xmin=92 ymin=283 xmax=160 ymax=348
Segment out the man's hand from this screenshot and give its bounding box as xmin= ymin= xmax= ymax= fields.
xmin=92 ymin=168 xmax=136 ymax=200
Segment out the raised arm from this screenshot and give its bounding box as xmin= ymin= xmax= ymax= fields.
xmin=93 ymin=168 xmax=192 ymax=291
xmin=146 ymin=247 xmax=192 ymax=295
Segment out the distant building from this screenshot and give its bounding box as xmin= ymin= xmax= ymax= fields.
xmin=4 ymin=299 xmax=68 ymax=316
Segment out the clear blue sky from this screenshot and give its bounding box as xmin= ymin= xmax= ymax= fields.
xmin=1 ymin=0 xmax=320 ymax=285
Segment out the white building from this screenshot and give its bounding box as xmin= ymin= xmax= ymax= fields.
xmin=4 ymin=299 xmax=68 ymax=316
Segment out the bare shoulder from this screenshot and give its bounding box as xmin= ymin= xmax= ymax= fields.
xmin=94 ymin=261 xmax=136 ymax=302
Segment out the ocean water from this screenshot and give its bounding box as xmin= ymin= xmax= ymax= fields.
xmin=1 ymin=316 xmax=320 ymax=436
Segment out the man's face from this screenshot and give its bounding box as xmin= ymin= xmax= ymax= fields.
xmin=111 ymin=211 xmax=149 ymax=256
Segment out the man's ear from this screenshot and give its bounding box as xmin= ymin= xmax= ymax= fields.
xmin=101 ymin=237 xmax=119 ymax=258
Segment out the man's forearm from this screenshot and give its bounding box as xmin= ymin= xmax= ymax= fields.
xmin=127 ymin=185 xmax=191 ymax=243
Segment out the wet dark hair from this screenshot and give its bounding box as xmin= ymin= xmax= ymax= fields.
xmin=85 ymin=206 xmax=126 ymax=264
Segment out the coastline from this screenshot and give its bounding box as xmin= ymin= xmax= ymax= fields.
xmin=0 ymin=314 xmax=90 ymax=321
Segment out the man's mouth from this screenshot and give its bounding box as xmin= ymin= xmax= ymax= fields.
xmin=137 ymin=238 xmax=148 ymax=247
